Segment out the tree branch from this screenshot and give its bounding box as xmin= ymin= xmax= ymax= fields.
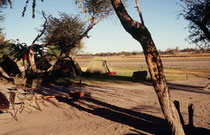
xmin=135 ymin=0 xmax=144 ymax=25
xmin=111 ymin=0 xmax=150 ymax=41
xmin=78 ymin=13 xmax=109 ymax=43
xmin=28 ymin=11 xmax=47 ymax=74
xmin=111 ymin=0 xmax=185 ymax=134
xmin=31 ymin=11 xmax=47 ymax=46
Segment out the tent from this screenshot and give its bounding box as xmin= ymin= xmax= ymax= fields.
xmin=51 ymin=56 xmax=82 ymax=77
xmin=86 ymin=59 xmax=110 ymax=74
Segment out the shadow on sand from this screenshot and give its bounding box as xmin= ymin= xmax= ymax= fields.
xmin=142 ymin=81 xmax=210 ymax=95
xmin=56 ymin=96 xmax=169 ymax=135
xmin=55 ymin=96 xmax=210 ymax=135
xmin=34 ymin=78 xmax=210 ymax=135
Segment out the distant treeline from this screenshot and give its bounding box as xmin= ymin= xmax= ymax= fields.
xmin=159 ymin=47 xmax=210 ymax=55
xmin=78 ymin=47 xmax=210 ymax=56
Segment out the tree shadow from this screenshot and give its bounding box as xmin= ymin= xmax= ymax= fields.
xmin=56 ymin=96 xmax=210 ymax=135
xmin=183 ymin=125 xmax=210 ymax=135
xmin=83 ymin=73 xmax=133 ymax=83
xmin=142 ymin=81 xmax=210 ymax=95
xmin=56 ymin=96 xmax=169 ymax=135
xmin=167 ymin=82 xmax=210 ymax=94
xmin=31 ymin=80 xmax=210 ymax=135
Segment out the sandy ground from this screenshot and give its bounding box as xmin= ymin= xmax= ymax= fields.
xmin=0 ymin=78 xmax=210 ymax=135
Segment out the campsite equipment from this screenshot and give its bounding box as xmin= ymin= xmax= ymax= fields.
xmin=108 ymin=72 xmax=116 ymax=75
xmin=0 ymin=55 xmax=21 ymax=77
xmin=0 ymin=89 xmax=18 ymax=120
xmin=69 ymin=79 xmax=84 ymax=100
xmin=68 ymin=79 xmax=91 ymax=100
xmin=10 ymin=75 xmax=42 ymax=113
xmin=0 ymin=91 xmax=9 ymax=112
xmin=69 ymin=91 xmax=85 ymax=99
xmin=52 ymin=56 xmax=82 ymax=77
xmin=132 ymin=71 xmax=147 ymax=81
xmin=86 ymin=59 xmax=111 ymax=74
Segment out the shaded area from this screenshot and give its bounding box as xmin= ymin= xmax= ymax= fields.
xmin=32 ymin=79 xmax=210 ymax=135
xmin=56 ymin=96 xmax=210 ymax=135
xmin=56 ymin=96 xmax=169 ymax=135
xmin=34 ymin=84 xmax=70 ymax=97
xmin=82 ymin=73 xmax=134 ymax=83
xmin=168 ymin=82 xmax=210 ymax=94
xmin=184 ymin=125 xmax=210 ymax=135
xmin=142 ymin=81 xmax=210 ymax=95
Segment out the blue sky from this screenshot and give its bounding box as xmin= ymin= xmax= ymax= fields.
xmin=2 ymin=0 xmax=193 ymax=54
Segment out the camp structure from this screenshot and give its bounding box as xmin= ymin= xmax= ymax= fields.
xmin=132 ymin=70 xmax=147 ymax=82
xmin=86 ymin=58 xmax=111 ymax=74
xmin=51 ymin=56 xmax=82 ymax=77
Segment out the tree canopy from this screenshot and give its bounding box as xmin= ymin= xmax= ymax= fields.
xmin=43 ymin=13 xmax=86 ymax=57
xmin=0 ymin=0 xmax=11 ymax=7
xmin=180 ymin=0 xmax=210 ymax=48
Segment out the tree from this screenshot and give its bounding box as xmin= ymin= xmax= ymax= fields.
xmin=109 ymin=0 xmax=185 ymax=134
xmin=0 ymin=0 xmax=11 ymax=7
xmin=180 ymin=0 xmax=210 ymax=49
xmin=0 ymin=0 xmax=13 ymax=80
xmin=22 ymin=0 xmax=115 ymax=75
xmin=43 ymin=13 xmax=86 ymax=58
xmin=0 ymin=0 xmax=9 ymax=44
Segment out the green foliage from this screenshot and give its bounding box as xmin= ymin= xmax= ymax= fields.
xmin=10 ymin=41 xmax=28 ymax=60
xmin=0 ymin=40 xmax=14 ymax=57
xmin=0 ymin=40 xmax=46 ymax=62
xmin=32 ymin=44 xmax=45 ymax=58
xmin=180 ymin=0 xmax=210 ymax=48
xmin=79 ymin=0 xmax=114 ymax=19
xmin=46 ymin=45 xmax=62 ymax=58
xmin=0 ymin=0 xmax=12 ymax=8
xmin=0 ymin=0 xmax=8 ymax=40
xmin=43 ymin=13 xmax=86 ymax=57
xmin=0 ymin=40 xmax=27 ymax=61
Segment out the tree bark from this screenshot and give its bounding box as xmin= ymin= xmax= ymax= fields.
xmin=28 ymin=46 xmax=37 ymax=73
xmin=111 ymin=0 xmax=185 ymax=134
xmin=28 ymin=11 xmax=47 ymax=74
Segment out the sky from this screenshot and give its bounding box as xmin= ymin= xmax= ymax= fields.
xmin=2 ymin=0 xmax=193 ymax=54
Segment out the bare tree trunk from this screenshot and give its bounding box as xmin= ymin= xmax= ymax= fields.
xmin=111 ymin=0 xmax=185 ymax=134
xmin=28 ymin=11 xmax=48 ymax=74
xmin=28 ymin=46 xmax=37 ymax=73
